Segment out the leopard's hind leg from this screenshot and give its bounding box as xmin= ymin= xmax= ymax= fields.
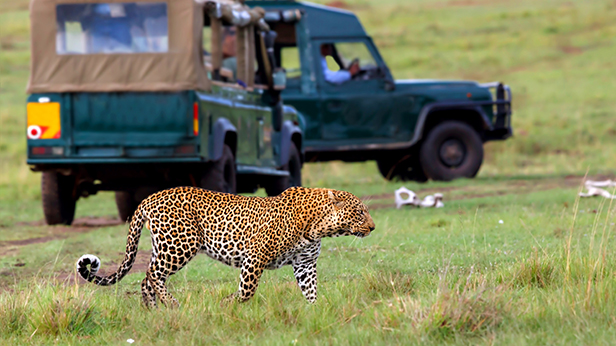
xmin=147 ymin=240 xmax=201 ymax=308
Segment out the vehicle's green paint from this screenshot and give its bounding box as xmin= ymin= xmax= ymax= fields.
xmin=248 ymin=0 xmax=511 ymax=154
xmin=27 ymin=86 xmax=301 ymax=176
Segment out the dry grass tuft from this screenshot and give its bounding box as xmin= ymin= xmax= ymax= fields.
xmin=423 ymin=280 xmax=506 ymax=337
xmin=363 ymin=271 xmax=414 ymax=297
xmin=512 ymin=251 xmax=556 ymax=288
xmin=28 ymin=285 xmax=98 ymax=337
xmin=0 ymin=291 xmax=29 ymax=336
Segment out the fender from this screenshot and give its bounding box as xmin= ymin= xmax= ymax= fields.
xmin=279 ymin=120 xmax=302 ymax=167
xmin=210 ymin=118 xmax=237 ymax=161
xmin=410 ymin=101 xmax=493 ymax=146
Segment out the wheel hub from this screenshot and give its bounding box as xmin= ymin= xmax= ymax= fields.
xmin=439 ymin=139 xmax=466 ymax=167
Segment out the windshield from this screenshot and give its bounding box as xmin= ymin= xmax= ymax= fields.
xmin=56 ymin=2 xmax=168 ymax=55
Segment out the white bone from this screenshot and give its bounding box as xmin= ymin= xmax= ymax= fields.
xmin=579 ymin=180 xmax=616 ymax=199
xmin=395 ymin=187 xmax=444 ymax=209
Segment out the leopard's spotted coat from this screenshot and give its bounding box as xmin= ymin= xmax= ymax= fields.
xmin=76 ymin=186 xmax=375 ymax=307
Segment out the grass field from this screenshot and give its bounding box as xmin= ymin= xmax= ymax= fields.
xmin=2 ymin=0 xmax=616 ymax=344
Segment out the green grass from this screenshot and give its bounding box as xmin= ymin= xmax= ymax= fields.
xmin=2 ymin=0 xmax=616 ymax=344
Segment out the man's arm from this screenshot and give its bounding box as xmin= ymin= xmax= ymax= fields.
xmin=322 ymin=58 xmax=351 ymax=85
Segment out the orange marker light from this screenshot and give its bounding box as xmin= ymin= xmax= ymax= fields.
xmin=467 ymin=93 xmax=472 ymax=98
xmin=193 ymin=102 xmax=199 ymax=136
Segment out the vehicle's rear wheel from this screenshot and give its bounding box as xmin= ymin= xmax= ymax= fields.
xmin=115 ymin=187 xmax=159 ymax=222
xmin=115 ymin=187 xmax=161 ymax=222
xmin=376 ymin=153 xmax=428 ymax=183
xmin=115 ymin=191 xmax=139 ymax=222
xmin=201 ymin=144 xmax=237 ymax=194
xmin=265 ymin=142 xmax=302 ymax=196
xmin=41 ymin=171 xmax=77 ymax=225
xmin=419 ymin=120 xmax=483 ymax=181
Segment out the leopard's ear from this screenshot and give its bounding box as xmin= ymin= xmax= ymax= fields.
xmin=328 ymin=190 xmax=345 ymax=209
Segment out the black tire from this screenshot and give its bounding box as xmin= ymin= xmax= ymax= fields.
xmin=115 ymin=187 xmax=160 ymax=222
xmin=115 ymin=187 xmax=159 ymax=222
xmin=265 ymin=142 xmax=302 ymax=196
xmin=419 ymin=120 xmax=483 ymax=181
xmin=115 ymin=191 xmax=139 ymax=222
xmin=376 ymin=154 xmax=428 ymax=183
xmin=41 ymin=171 xmax=77 ymax=225
xmin=201 ymin=144 xmax=237 ymax=194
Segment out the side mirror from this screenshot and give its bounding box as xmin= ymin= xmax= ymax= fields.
xmin=273 ymin=68 xmax=286 ymax=90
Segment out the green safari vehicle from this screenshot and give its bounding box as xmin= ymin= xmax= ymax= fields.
xmin=26 ymin=0 xmax=304 ymax=225
xmin=248 ymin=0 xmax=513 ymax=182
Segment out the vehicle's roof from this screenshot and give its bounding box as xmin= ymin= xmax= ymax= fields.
xmin=246 ymin=0 xmax=367 ymax=38
xmin=28 ymin=0 xmax=209 ymax=93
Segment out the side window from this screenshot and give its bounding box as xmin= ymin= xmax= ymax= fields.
xmin=280 ymin=46 xmax=301 ymax=79
xmin=319 ymin=41 xmax=378 ymax=85
xmin=335 ymin=42 xmax=376 ymax=69
xmin=56 ymin=3 xmax=168 ymax=55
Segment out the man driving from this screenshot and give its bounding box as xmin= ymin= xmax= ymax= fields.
xmin=320 ymin=43 xmax=360 ymax=85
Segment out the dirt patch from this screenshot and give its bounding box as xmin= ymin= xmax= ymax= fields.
xmin=0 ymin=216 xmax=124 ymax=256
xmin=325 ymin=1 xmax=350 ymax=9
xmin=363 ymin=175 xmax=602 ymax=210
xmin=560 ymin=45 xmax=584 ymax=55
xmin=429 ymin=0 xmax=508 ymax=8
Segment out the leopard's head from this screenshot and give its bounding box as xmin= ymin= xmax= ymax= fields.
xmin=321 ymin=189 xmax=375 ymax=238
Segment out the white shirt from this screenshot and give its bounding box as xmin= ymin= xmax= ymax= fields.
xmin=321 ymin=57 xmax=351 ymax=85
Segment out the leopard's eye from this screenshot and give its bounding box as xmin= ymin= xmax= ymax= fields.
xmin=358 ymin=210 xmax=364 ymax=216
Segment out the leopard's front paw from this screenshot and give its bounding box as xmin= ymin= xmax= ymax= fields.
xmin=220 ymin=292 xmax=238 ymax=307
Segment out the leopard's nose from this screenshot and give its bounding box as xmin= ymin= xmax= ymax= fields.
xmin=369 ymin=226 xmax=375 ymax=231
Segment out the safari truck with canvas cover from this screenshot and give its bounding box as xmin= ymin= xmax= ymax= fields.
xmin=26 ymin=0 xmax=304 ymax=225
xmin=248 ymin=0 xmax=513 ymax=182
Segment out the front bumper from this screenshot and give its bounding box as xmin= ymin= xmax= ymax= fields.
xmin=479 ymin=82 xmax=513 ymax=140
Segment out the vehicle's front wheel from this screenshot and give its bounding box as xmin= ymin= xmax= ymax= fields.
xmin=419 ymin=120 xmax=483 ymax=181
xmin=41 ymin=171 xmax=77 ymax=225
xmin=201 ymin=144 xmax=237 ymax=194
xmin=265 ymin=142 xmax=302 ymax=196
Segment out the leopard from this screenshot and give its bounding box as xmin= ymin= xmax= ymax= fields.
xmin=76 ymin=186 xmax=375 ymax=308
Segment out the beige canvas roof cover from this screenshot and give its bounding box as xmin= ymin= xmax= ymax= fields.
xmin=27 ymin=0 xmax=209 ymax=93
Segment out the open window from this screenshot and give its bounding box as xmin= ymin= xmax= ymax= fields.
xmin=319 ymin=41 xmax=381 ymax=85
xmin=56 ymin=3 xmax=169 ymax=55
xmin=203 ymin=3 xmax=278 ymax=91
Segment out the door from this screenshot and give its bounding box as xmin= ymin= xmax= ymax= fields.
xmin=316 ymin=39 xmax=395 ymax=144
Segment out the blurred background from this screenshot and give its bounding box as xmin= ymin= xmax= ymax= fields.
xmin=3 ymin=0 xmax=616 ymax=206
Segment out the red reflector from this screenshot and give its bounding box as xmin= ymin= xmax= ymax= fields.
xmin=193 ymin=102 xmax=199 ymax=136
xmin=32 ymin=147 xmax=49 ymax=155
xmin=174 ymin=145 xmax=196 ymax=155
xmin=31 ymin=146 xmax=64 ymax=156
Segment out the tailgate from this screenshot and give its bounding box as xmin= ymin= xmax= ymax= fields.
xmin=72 ymin=92 xmax=195 ymax=147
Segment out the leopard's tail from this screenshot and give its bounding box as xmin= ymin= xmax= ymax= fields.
xmin=76 ymin=204 xmax=146 ymax=286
